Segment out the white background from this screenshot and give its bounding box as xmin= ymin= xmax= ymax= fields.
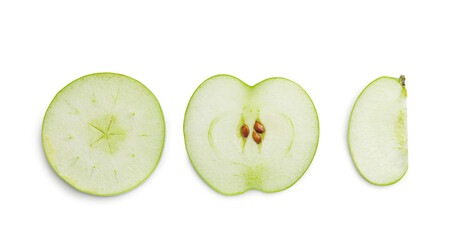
xmin=1 ymin=0 xmax=448 ymax=239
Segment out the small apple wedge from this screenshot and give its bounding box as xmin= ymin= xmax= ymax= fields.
xmin=184 ymin=75 xmax=319 ymax=195
xmin=42 ymin=73 xmax=165 ymax=195
xmin=348 ymin=75 xmax=408 ymax=185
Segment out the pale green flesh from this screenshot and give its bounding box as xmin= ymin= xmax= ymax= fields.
xmin=42 ymin=73 xmax=165 ymax=195
xmin=184 ymin=75 xmax=319 ymax=195
xmin=349 ymin=77 xmax=408 ymax=185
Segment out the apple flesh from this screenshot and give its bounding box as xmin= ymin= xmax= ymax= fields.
xmin=348 ymin=76 xmax=408 ymax=185
xmin=184 ymin=75 xmax=319 ymax=195
xmin=42 ymin=73 xmax=165 ymax=195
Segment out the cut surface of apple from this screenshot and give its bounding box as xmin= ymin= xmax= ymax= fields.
xmin=184 ymin=75 xmax=319 ymax=195
xmin=348 ymin=76 xmax=408 ymax=185
xmin=42 ymin=73 xmax=165 ymax=195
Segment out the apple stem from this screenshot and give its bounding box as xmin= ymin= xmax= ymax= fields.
xmin=399 ymin=75 xmax=407 ymax=97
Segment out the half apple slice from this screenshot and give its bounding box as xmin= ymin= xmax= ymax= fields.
xmin=42 ymin=73 xmax=165 ymax=195
xmin=348 ymin=75 xmax=408 ymax=185
xmin=184 ymin=75 xmax=319 ymax=195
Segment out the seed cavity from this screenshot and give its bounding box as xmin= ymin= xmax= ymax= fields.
xmin=252 ymin=131 xmax=262 ymax=144
xmin=240 ymin=124 xmax=249 ymax=138
xmin=254 ymin=121 xmax=265 ymax=133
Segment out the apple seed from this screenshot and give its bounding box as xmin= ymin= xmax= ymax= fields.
xmin=241 ymin=124 xmax=250 ymax=138
xmin=252 ymin=131 xmax=262 ymax=144
xmin=254 ymin=121 xmax=265 ymax=133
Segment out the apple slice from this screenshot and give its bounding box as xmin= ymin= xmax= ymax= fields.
xmin=348 ymin=75 xmax=408 ymax=185
xmin=184 ymin=75 xmax=319 ymax=195
xmin=42 ymin=73 xmax=165 ymax=195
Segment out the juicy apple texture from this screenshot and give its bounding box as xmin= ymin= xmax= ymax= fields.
xmin=184 ymin=75 xmax=319 ymax=195
xmin=42 ymin=73 xmax=165 ymax=195
xmin=348 ymin=76 xmax=407 ymax=185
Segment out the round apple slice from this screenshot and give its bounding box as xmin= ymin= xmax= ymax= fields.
xmin=184 ymin=75 xmax=319 ymax=195
xmin=42 ymin=73 xmax=165 ymax=195
xmin=348 ymin=76 xmax=408 ymax=185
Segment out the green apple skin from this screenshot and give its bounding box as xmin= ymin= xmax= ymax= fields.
xmin=348 ymin=76 xmax=407 ymax=186
xmin=184 ymin=74 xmax=320 ymax=195
xmin=42 ymin=73 xmax=165 ymax=196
